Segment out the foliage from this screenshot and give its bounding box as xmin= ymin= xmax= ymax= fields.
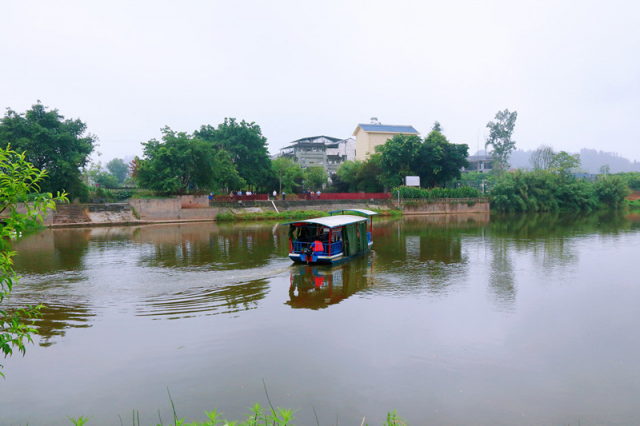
xmin=432 ymin=121 xmax=443 ymax=132
xmin=304 ymin=166 xmax=328 ymax=191
xmin=618 ymin=172 xmax=640 ymax=191
xmin=136 ymin=127 xmax=241 ymax=195
xmin=357 ymin=153 xmax=385 ymax=192
xmin=374 ymin=132 xmax=469 ymax=189
xmin=393 ymin=185 xmax=481 ymax=200
xmin=549 ymin=151 xmax=581 ymax=175
xmin=489 ymin=170 xmax=629 ymax=212
xmin=0 ymin=102 xmax=96 ymax=199
xmin=485 ymin=109 xmax=518 ymax=177
xmin=213 ymin=149 xmax=246 ymax=191
xmin=272 ymin=157 xmax=304 ymax=193
xmin=334 ymin=158 xmax=384 ymax=193
xmin=106 ymin=158 xmax=129 ymax=183
xmin=530 ymin=145 xmax=555 ymax=170
xmin=593 ymin=175 xmax=629 ymax=209
xmin=376 ymin=134 xmax=423 ymax=188
xmin=195 ymin=118 xmax=274 ymax=190
xmin=0 ymin=146 xmax=68 ymax=376
xmin=335 ymin=160 xmax=363 ymax=192
xmin=85 ymin=162 xmax=120 ymax=188
xmin=421 ymin=130 xmax=469 ymax=187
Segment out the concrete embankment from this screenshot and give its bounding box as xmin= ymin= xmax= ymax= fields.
xmin=10 ymin=195 xmax=490 ymax=227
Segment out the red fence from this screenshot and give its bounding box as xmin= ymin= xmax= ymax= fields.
xmin=213 ymin=193 xmax=392 ymax=201
xmin=307 ymin=192 xmax=392 ymax=200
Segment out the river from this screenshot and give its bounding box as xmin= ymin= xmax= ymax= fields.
xmin=1 ymin=212 xmax=640 ymax=425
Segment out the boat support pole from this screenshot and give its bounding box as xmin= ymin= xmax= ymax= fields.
xmin=271 ymin=200 xmax=279 ymax=213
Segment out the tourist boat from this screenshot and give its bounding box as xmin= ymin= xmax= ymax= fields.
xmin=283 ymin=209 xmax=378 ymax=264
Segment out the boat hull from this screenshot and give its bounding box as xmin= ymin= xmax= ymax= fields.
xmin=289 ymin=243 xmax=372 ymax=265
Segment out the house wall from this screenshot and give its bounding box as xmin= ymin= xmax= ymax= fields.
xmin=355 ymin=131 xmax=395 ymax=160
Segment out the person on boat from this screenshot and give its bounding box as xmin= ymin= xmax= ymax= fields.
xmin=312 ymin=239 xmax=323 ymax=254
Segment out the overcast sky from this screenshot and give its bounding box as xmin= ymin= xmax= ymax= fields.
xmin=2 ymin=0 xmax=639 ymax=164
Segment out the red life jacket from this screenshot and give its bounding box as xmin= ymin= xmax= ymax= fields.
xmin=312 ymin=240 xmax=323 ymax=252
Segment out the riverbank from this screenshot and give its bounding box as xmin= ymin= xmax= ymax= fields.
xmin=9 ymin=196 xmax=490 ymax=227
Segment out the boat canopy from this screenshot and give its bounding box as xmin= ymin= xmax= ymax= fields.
xmin=328 ymin=209 xmax=378 ymax=217
xmin=282 ymin=214 xmax=368 ymax=229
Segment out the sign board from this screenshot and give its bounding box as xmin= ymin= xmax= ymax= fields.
xmin=405 ymin=176 xmax=420 ymax=187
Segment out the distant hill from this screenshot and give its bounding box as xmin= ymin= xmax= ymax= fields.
xmin=506 ymin=149 xmax=640 ymax=174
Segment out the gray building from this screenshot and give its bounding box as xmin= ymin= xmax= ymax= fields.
xmin=279 ymin=136 xmax=356 ymax=175
xmin=462 ymin=152 xmax=493 ymax=173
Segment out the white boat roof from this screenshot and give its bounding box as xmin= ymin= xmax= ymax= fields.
xmin=328 ymin=209 xmax=378 ymax=217
xmin=283 ymin=214 xmax=368 ymax=228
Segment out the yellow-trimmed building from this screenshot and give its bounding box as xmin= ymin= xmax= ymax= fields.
xmin=353 ymin=123 xmax=420 ymax=161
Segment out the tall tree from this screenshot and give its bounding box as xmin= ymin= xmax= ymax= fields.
xmin=375 ymin=134 xmax=423 ymax=188
xmin=485 ymin=109 xmax=518 ymax=177
xmin=195 ymin=118 xmax=274 ymax=190
xmin=336 ymin=160 xmax=363 ymax=193
xmin=0 ymin=102 xmax=96 ymax=199
xmin=136 ymin=127 xmax=217 ymax=195
xmin=272 ymin=157 xmax=303 ymax=193
xmin=0 ymin=146 xmax=67 ymax=376
xmin=304 ymin=166 xmax=328 ymax=191
xmin=549 ymin=151 xmax=581 ymax=175
xmin=530 ymin=145 xmax=555 ymax=170
xmin=423 ymin=130 xmax=469 ymax=186
xmin=432 ymin=121 xmax=443 ymax=132
xmin=356 ymin=153 xmax=384 ymax=192
xmin=106 ymin=158 xmax=129 ymax=183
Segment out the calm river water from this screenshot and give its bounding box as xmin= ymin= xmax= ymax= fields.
xmin=2 ymin=212 xmax=640 ymax=425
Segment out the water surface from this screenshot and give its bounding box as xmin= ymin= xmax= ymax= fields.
xmin=2 ymin=212 xmax=640 ymax=425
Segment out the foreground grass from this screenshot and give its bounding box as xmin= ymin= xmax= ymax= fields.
xmin=69 ymin=405 xmax=407 ymax=426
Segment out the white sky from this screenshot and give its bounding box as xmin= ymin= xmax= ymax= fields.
xmin=1 ymin=0 xmax=639 ymax=163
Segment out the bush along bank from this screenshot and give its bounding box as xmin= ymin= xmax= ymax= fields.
xmin=489 ymin=171 xmax=629 ymax=213
xmin=392 ymin=185 xmax=481 ymax=200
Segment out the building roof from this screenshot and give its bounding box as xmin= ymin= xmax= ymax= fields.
xmin=290 ymin=135 xmax=342 ymax=144
xmin=353 ymin=124 xmax=419 ymax=135
xmin=280 ymin=135 xmax=344 ymax=151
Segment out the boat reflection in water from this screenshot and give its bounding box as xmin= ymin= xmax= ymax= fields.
xmin=287 ymin=253 xmax=374 ymax=309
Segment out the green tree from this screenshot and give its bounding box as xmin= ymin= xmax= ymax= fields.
xmin=432 ymin=121 xmax=443 ymax=132
xmin=214 ymin=150 xmax=246 ymax=191
xmin=550 ymin=151 xmax=581 ymax=175
xmin=336 ymin=160 xmax=363 ymax=192
xmin=304 ymin=166 xmax=328 ymax=191
xmin=419 ymin=130 xmax=469 ymax=187
xmin=485 ymin=109 xmax=518 ymax=177
xmin=195 ymin=118 xmax=274 ymax=190
xmin=0 ymin=146 xmax=67 ymax=376
xmin=271 ymin=158 xmax=304 ymax=193
xmin=376 ymin=134 xmax=423 ymax=188
xmin=0 ymin=102 xmax=96 ymax=199
xmin=106 ymin=158 xmax=129 ymax=183
xmin=356 ymin=153 xmax=384 ymax=192
xmin=85 ymin=162 xmax=119 ymax=188
xmin=136 ymin=127 xmax=217 ymax=195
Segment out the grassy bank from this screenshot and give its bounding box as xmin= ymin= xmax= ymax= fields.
xmin=216 ymin=210 xmax=329 ymax=222
xmin=215 ymin=208 xmax=403 ymax=222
